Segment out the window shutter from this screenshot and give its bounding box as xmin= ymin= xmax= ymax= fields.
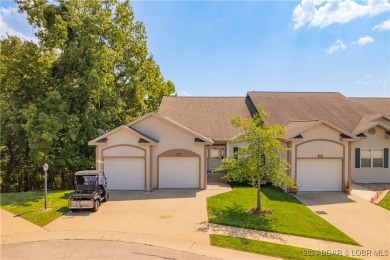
xmin=233 ymin=147 xmax=238 ymax=159
xmin=384 ymin=148 xmax=389 ymax=168
xmin=355 ymin=148 xmax=360 ymax=168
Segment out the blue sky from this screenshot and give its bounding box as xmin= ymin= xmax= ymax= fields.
xmin=1 ymin=0 xmax=389 ymax=97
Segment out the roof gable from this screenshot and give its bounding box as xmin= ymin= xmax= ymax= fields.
xmin=128 ymin=112 xmax=213 ymax=144
xmin=285 ymin=119 xmax=356 ymax=140
xmin=88 ymin=125 xmax=158 ymax=145
xmin=353 ymin=114 xmax=390 ymax=135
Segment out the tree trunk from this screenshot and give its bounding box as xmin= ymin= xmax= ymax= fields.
xmin=256 ymin=156 xmax=261 ymax=211
xmin=257 ymin=176 xmax=261 ymax=211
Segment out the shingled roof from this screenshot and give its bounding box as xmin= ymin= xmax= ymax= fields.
xmin=247 ymin=92 xmax=376 ymax=133
xmin=158 ymin=96 xmax=253 ymax=141
xmin=349 ymin=97 xmax=390 ymax=116
xmin=158 ymin=92 xmax=389 ymax=140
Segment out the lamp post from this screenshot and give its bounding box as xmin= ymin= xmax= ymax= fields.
xmin=43 ymin=163 xmax=49 ymax=209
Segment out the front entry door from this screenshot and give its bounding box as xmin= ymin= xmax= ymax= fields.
xmin=208 ymin=146 xmax=225 ymax=171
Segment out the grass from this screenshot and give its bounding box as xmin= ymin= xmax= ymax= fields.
xmin=378 ymin=191 xmax=390 ymax=210
xmin=211 ymin=234 xmax=358 ymax=260
xmin=207 ymin=186 xmax=359 ymax=245
xmin=1 ymin=190 xmax=73 ymax=226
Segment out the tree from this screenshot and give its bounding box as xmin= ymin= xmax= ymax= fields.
xmin=0 ymin=36 xmax=56 ymax=192
xmin=216 ymin=105 xmax=295 ymax=213
xmin=1 ymin=0 xmax=175 ymax=192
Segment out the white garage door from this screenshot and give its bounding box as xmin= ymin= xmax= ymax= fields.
xmin=159 ymin=157 xmax=199 ymax=188
xmin=104 ymin=158 xmax=145 ymax=190
xmin=297 ymin=159 xmax=342 ymax=191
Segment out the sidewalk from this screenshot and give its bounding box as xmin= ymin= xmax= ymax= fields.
xmin=206 ymin=173 xmax=232 ymax=198
xmin=0 ymin=209 xmax=47 ymax=237
xmin=351 ymin=184 xmax=377 ymax=202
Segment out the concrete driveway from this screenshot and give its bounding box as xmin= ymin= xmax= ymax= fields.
xmin=45 ymin=189 xmax=210 ymax=245
xmin=295 ymin=192 xmax=390 ymax=255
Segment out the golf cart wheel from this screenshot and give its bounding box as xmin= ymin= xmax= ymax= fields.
xmin=103 ymin=193 xmax=109 ymax=202
xmin=92 ymin=200 xmax=100 ymax=212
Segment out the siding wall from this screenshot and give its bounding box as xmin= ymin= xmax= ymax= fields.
xmin=96 ymin=128 xmax=152 ymax=191
xmin=290 ymin=124 xmax=350 ymax=187
xmin=132 ymin=116 xmax=207 ymax=189
xmin=351 ymin=127 xmax=390 ymax=183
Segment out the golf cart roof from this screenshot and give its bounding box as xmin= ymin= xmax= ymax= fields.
xmin=74 ymin=170 xmax=103 ymax=176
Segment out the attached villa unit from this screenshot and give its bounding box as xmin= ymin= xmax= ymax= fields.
xmin=89 ymin=92 xmax=390 ymax=192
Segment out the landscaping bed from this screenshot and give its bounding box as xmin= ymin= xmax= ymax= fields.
xmin=1 ymin=190 xmax=73 ymax=226
xmin=207 ymin=186 xmax=358 ymax=245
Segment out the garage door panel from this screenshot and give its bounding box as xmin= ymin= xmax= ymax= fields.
xmin=104 ymin=158 xmax=145 ymax=190
xmin=297 ymin=159 xmax=342 ymax=192
xmin=159 ymin=157 xmax=199 ymax=188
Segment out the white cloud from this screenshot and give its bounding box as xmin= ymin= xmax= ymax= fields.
xmin=293 ymin=0 xmax=390 ymax=29
xmin=326 ymin=39 xmax=346 ymax=54
xmin=352 ymin=35 xmax=374 ymax=45
xmin=0 ymin=6 xmax=37 ymax=42
xmin=373 ymin=19 xmax=390 ymax=30
xmin=0 ymin=7 xmax=18 ymax=16
xmin=356 ymin=80 xmax=371 ymax=85
xmin=177 ymin=90 xmax=191 ymax=96
xmin=377 ymin=79 xmax=388 ymax=85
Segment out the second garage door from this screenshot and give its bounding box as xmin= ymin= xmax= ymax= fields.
xmin=159 ymin=157 xmax=199 ymax=188
xmin=104 ymin=158 xmax=145 ymax=190
xmin=297 ymin=159 xmax=342 ymax=192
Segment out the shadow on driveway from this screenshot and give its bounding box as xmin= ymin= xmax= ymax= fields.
xmin=109 ymin=189 xmax=200 ymax=201
xmin=295 ymin=192 xmax=355 ymax=206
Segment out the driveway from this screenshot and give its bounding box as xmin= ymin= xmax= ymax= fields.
xmin=45 ymin=189 xmax=210 ymax=245
xmin=295 ymin=192 xmax=390 ymax=255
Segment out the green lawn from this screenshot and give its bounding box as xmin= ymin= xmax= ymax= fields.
xmin=378 ymin=191 xmax=390 ymax=210
xmin=207 ymin=186 xmax=358 ymax=245
xmin=211 ymin=235 xmax=358 ymax=260
xmin=1 ymin=190 xmax=73 ymax=226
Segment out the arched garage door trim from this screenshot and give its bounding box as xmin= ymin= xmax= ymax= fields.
xmin=157 ymin=149 xmax=201 ymax=188
xmin=295 ymin=139 xmax=345 ymax=191
xmin=101 ymin=145 xmax=147 ymax=190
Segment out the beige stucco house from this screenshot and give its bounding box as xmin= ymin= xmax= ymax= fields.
xmin=89 ymin=92 xmax=390 ymax=192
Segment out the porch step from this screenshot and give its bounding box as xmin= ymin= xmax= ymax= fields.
xmin=207 ymin=171 xmax=225 ymax=178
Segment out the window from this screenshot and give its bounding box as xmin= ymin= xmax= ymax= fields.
xmin=361 ymin=148 xmax=384 ymax=168
xmin=361 ymin=149 xmax=371 ymax=167
xmin=233 ymin=147 xmax=242 ymax=159
xmin=373 ymin=149 xmax=383 ymax=167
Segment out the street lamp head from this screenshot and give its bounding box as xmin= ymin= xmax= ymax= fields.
xmin=43 ymin=163 xmax=49 ymax=172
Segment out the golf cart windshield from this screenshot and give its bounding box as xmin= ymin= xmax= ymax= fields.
xmin=76 ymin=175 xmax=97 ymax=185
xmin=75 ymin=176 xmax=98 ymax=192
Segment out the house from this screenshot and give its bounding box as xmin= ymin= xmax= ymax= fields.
xmin=88 ymin=92 xmax=390 ymax=192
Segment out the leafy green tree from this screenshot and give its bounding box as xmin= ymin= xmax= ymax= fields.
xmin=216 ymin=105 xmax=295 ymax=212
xmin=0 ymin=36 xmax=55 ymax=191
xmin=1 ymin=0 xmax=175 ymax=192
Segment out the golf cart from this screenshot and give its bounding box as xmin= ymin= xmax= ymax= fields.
xmin=68 ymin=170 xmax=109 ymax=212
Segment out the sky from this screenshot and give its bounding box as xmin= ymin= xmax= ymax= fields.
xmin=1 ymin=0 xmax=389 ymax=97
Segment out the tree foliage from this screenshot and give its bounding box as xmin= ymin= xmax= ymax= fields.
xmin=216 ymin=105 xmax=295 ymax=211
xmin=1 ymin=0 xmax=175 ymax=192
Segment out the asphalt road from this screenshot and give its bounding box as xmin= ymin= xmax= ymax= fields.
xmin=1 ymin=240 xmax=218 ymax=260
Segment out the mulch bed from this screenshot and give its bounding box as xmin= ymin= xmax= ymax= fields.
xmin=357 ymin=183 xmax=390 ymax=192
